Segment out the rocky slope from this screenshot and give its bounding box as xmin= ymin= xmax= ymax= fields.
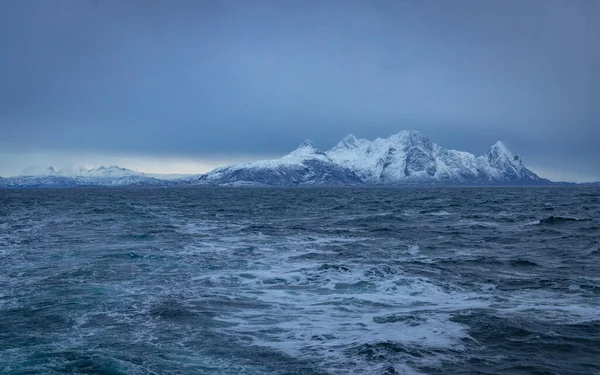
xmin=327 ymin=130 xmax=546 ymax=185
xmin=190 ymin=140 xmax=362 ymax=186
xmin=195 ymin=130 xmax=548 ymax=186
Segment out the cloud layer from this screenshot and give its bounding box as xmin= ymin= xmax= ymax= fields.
xmin=1 ymin=0 xmax=599 ymax=181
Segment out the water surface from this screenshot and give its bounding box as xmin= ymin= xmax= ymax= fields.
xmin=1 ymin=187 xmax=599 ymax=374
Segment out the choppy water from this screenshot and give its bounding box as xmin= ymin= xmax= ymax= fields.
xmin=1 ymin=187 xmax=599 ymax=375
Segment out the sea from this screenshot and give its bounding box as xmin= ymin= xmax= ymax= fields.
xmin=1 ymin=187 xmax=599 ymax=375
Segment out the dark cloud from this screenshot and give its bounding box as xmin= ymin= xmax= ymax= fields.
xmin=0 ymin=0 xmax=598 ymax=180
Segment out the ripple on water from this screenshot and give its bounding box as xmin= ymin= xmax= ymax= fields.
xmin=0 ymin=187 xmax=599 ymax=374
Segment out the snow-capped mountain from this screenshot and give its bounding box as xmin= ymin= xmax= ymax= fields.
xmin=74 ymin=166 xmax=193 ymax=181
xmin=189 ymin=130 xmax=547 ymax=186
xmin=71 ymin=166 xmax=165 ymax=186
xmin=75 ymin=165 xmax=145 ymax=178
xmin=327 ymin=130 xmax=546 ymax=185
xmin=192 ymin=140 xmax=362 ymax=186
xmin=2 ymin=165 xmax=173 ymax=188
xmin=1 ymin=131 xmax=554 ymax=187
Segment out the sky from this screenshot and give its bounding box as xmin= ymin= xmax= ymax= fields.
xmin=0 ymin=0 xmax=599 ymax=181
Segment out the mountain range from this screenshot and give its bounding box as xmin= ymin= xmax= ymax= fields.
xmin=0 ymin=130 xmax=567 ymax=188
xmin=186 ymin=130 xmax=549 ymax=186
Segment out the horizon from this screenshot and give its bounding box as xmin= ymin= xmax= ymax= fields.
xmin=1 ymin=130 xmax=597 ymax=183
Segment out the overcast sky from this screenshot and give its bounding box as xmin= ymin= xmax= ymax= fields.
xmin=1 ymin=0 xmax=599 ymax=181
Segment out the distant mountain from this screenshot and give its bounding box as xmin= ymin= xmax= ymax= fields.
xmin=327 ymin=130 xmax=546 ymax=185
xmin=195 ymin=130 xmax=549 ymax=186
xmin=71 ymin=166 xmax=169 ymax=187
xmin=188 ymin=140 xmax=362 ymax=186
xmin=2 ymin=165 xmax=174 ymax=188
xmin=0 ymin=131 xmax=572 ymax=188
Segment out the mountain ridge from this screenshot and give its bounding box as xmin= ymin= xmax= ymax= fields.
xmin=0 ymin=130 xmax=590 ymax=187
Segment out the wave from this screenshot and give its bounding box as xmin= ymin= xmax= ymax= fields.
xmin=509 ymin=259 xmax=541 ymax=268
xmin=588 ymin=248 xmax=600 ymax=257
xmin=538 ymin=216 xmax=590 ymax=225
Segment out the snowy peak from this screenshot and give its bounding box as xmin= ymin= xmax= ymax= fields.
xmin=336 ymin=134 xmax=360 ymax=149
xmin=491 ymin=140 xmax=509 ymax=150
xmin=199 ymin=138 xmax=361 ymax=186
xmin=78 ymin=165 xmax=143 ymax=177
xmin=386 ymin=130 xmax=424 ymax=144
xmin=385 ymin=130 xmax=435 ymax=158
xmin=287 ymin=139 xmax=327 ymax=158
xmin=342 ymin=134 xmax=358 ymax=144
xmin=486 ymin=141 xmax=523 ymax=167
xmin=3 ymin=164 xmax=172 ymax=188
xmin=330 ymin=134 xmax=372 ymax=154
xmin=388 ymin=129 xmax=424 ymax=141
xmin=20 ymin=165 xmax=145 ymax=178
xmin=487 ymin=141 xmax=513 ymax=159
xmin=296 ymin=139 xmax=318 ymax=150
xmin=4 ymin=132 xmax=551 ymax=187
xmin=327 ymin=131 xmax=545 ymax=185
xmin=479 ymin=140 xmax=538 ymax=182
xmin=402 ymin=131 xmax=434 ymax=151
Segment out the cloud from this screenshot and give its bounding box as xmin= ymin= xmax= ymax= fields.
xmin=0 ymin=0 xmax=598 ymax=181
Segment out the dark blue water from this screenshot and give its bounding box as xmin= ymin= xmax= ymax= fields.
xmin=1 ymin=187 xmax=599 ymax=374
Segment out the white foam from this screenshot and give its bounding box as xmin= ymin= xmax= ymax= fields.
xmin=175 ymin=222 xmax=223 ymax=235
xmin=428 ymin=211 xmax=451 ymax=216
xmin=407 ymin=244 xmax=420 ymax=256
xmin=493 ymin=289 xmax=600 ymax=325
xmin=196 ymin=230 xmax=489 ymax=373
xmin=455 ymin=219 xmax=498 ymax=228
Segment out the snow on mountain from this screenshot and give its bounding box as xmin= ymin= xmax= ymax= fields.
xmin=2 ymin=165 xmax=173 ymax=187
xmin=196 ymin=140 xmax=363 ymax=186
xmin=71 ymin=165 xmax=166 ymax=186
xmin=76 ymin=165 xmax=145 ymax=178
xmin=75 ymin=166 xmax=193 ymax=181
xmin=480 ymin=141 xmax=541 ymax=182
xmin=327 ymin=130 xmax=546 ymax=185
xmin=0 ymin=132 xmax=553 ymax=187
xmin=194 ymin=131 xmax=546 ymax=186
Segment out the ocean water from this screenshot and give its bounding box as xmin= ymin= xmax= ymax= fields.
xmin=0 ymin=187 xmax=599 ymax=375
